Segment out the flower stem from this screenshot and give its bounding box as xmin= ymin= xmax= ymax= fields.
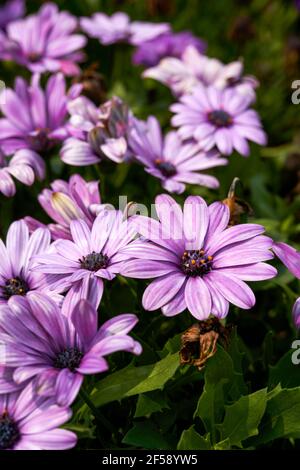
xmin=79 ymin=388 xmax=114 ymax=433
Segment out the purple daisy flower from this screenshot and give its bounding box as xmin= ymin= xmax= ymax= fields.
xmin=120 ymin=194 xmax=277 ymax=320
xmin=272 ymin=242 xmax=300 ymax=279
xmin=129 ymin=21 xmax=170 ymax=46
xmin=0 ymin=366 xmax=22 ymax=393
xmin=1 ymin=2 xmax=86 ymax=75
xmin=0 ymin=0 xmax=25 ymax=30
xmin=80 ymin=11 xmax=169 ymax=47
xmin=0 ymin=381 xmax=76 ymax=449
xmin=0 ymin=147 xmax=43 ymax=197
xmin=0 ymin=74 xmax=81 ymax=182
xmin=272 ymin=241 xmax=300 ymax=329
xmin=80 ymin=12 xmax=131 ymax=45
xmin=292 ymin=298 xmax=300 ymax=329
xmin=133 ymin=31 xmax=207 ymax=68
xmin=61 ymin=96 xmax=132 ymax=166
xmin=25 ymin=174 xmax=103 ymax=240
xmin=0 ymin=220 xmax=61 ymax=305
xmin=129 ymin=116 xmax=227 ymax=194
xmin=170 ymin=84 xmax=267 ymax=156
xmin=0 ymin=293 xmax=141 ymax=407
xmin=33 ymin=209 xmax=137 ymax=308
xmin=143 ymin=45 xmax=258 ymax=99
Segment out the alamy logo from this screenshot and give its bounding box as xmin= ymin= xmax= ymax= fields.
xmin=291 ymin=340 xmax=300 ymax=365
xmin=291 ymin=80 xmax=300 ymax=104
xmin=0 ymin=80 xmax=6 ymax=105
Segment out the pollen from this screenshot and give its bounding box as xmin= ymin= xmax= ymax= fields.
xmin=181 ymin=249 xmax=213 ymax=277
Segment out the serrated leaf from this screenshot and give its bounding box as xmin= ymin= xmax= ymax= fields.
xmin=91 ymin=353 xmax=179 ymax=407
xmin=177 ymin=426 xmax=211 ymax=450
xmin=134 ymin=391 xmax=169 ymax=418
xmin=122 ymin=421 xmax=170 ymax=449
xmin=216 ymin=388 xmax=268 ymax=448
xmin=254 ymin=387 xmax=300 ymax=444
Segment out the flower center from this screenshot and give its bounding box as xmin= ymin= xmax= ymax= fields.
xmin=155 ymin=159 xmax=177 ymax=177
xmin=27 ymin=128 xmax=52 ymax=153
xmin=181 ymin=250 xmax=213 ymax=276
xmin=54 ymin=347 xmax=84 ymax=372
xmin=3 ymin=277 xmax=29 ymax=299
xmin=79 ymin=251 xmax=109 ymax=271
xmin=208 ymin=110 xmax=233 ymax=127
xmin=27 ymin=51 xmax=42 ymax=63
xmin=0 ymin=413 xmax=20 ymax=450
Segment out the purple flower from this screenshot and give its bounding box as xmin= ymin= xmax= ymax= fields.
xmin=0 ymin=74 xmax=80 ymax=182
xmin=0 ymin=0 xmax=25 ymax=30
xmin=170 ymin=84 xmax=267 ymax=156
xmin=0 ymin=366 xmax=22 ymax=393
xmin=61 ymin=96 xmax=132 ymax=166
xmin=80 ymin=12 xmax=131 ymax=45
xmin=120 ymin=195 xmax=277 ymax=320
xmin=1 ymin=2 xmax=86 ymax=75
xmin=0 ymin=294 xmax=141 ymax=407
xmin=25 ymin=174 xmax=103 ymax=240
xmin=129 ymin=21 xmax=170 ymax=46
xmin=0 ymin=381 xmax=76 ymax=449
xmin=272 ymin=241 xmax=300 ymax=279
xmin=80 ymin=11 xmax=169 ymax=46
xmin=133 ymin=31 xmax=207 ymax=67
xmin=0 ymin=220 xmax=61 ymax=305
xmin=0 ymin=147 xmax=43 ymax=197
xmin=292 ymin=298 xmax=300 ymax=329
xmin=143 ymin=45 xmax=258 ymax=98
xmin=272 ymin=242 xmax=300 ymax=330
xmin=33 ymin=209 xmax=137 ymax=308
xmin=129 ymin=116 xmax=227 ymax=193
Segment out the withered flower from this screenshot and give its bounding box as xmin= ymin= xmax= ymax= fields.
xmin=223 ymin=177 xmax=253 ymax=226
xmin=180 ymin=318 xmax=232 ymax=370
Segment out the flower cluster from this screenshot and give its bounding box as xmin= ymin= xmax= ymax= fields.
xmin=0 ymin=2 xmax=86 ymax=75
xmin=0 ymin=0 xmax=297 ymax=452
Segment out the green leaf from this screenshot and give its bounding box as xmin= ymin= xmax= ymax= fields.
xmin=194 ymin=345 xmax=247 ymax=443
xmin=91 ymin=353 xmax=179 ymax=407
xmin=62 ymin=423 xmax=96 ymax=440
xmin=134 ymin=391 xmax=169 ymax=418
xmin=128 ymin=353 xmax=179 ymax=395
xmin=177 ymin=426 xmax=211 ymax=450
xmin=122 ymin=421 xmax=170 ymax=449
xmin=216 ymin=388 xmax=268 ymax=448
xmin=254 ymin=387 xmax=300 ymax=444
xmin=214 ymin=438 xmax=231 ymax=450
xmin=269 ymin=350 xmax=300 ymax=389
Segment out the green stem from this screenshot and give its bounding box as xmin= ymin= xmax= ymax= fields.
xmin=79 ymin=388 xmax=114 ymax=433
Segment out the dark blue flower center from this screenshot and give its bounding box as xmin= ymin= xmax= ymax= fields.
xmin=54 ymin=347 xmax=84 ymax=372
xmin=155 ymin=159 xmax=177 ymax=177
xmin=27 ymin=52 xmax=42 ymax=63
xmin=79 ymin=251 xmax=109 ymax=271
xmin=27 ymin=128 xmax=54 ymax=153
xmin=0 ymin=413 xmax=20 ymax=450
xmin=208 ymin=110 xmax=233 ymax=127
xmin=181 ymin=250 xmax=213 ymax=276
xmin=3 ymin=277 xmax=29 ymax=299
